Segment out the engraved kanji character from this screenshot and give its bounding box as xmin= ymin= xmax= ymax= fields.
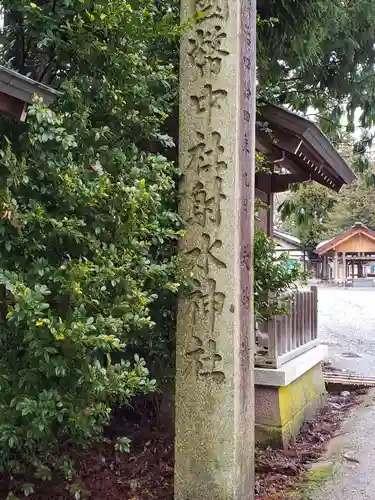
xmin=191 ymin=177 xmax=226 ymax=227
xmin=187 ymin=131 xmax=227 ymax=174
xmin=186 ymin=233 xmax=226 ymax=276
xmin=243 ymin=170 xmax=251 ymax=187
xmin=241 ymin=4 xmax=252 ymax=35
xmin=244 ymin=34 xmax=252 ymax=49
xmin=242 ymin=197 xmax=249 ymax=216
xmin=243 ymin=130 xmax=250 ymax=155
xmin=241 ymin=286 xmax=251 ymax=311
xmin=189 ymin=26 xmax=229 ymax=78
xmin=191 ymin=84 xmax=227 ymax=125
xmin=195 ymin=0 xmax=229 ymax=20
xmin=243 ymin=56 xmax=251 ymax=70
xmin=186 ymin=336 xmax=225 ymax=383
xmin=189 ymin=278 xmax=225 ymax=334
xmin=240 ymin=244 xmax=251 ymax=271
xmin=244 ymin=81 xmax=252 ymax=100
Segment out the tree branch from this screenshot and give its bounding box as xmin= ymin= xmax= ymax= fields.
xmin=38 ymin=57 xmax=55 ymax=84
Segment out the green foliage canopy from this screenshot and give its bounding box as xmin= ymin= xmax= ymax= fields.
xmin=323 ymin=180 xmax=375 ymax=237
xmin=258 ymin=0 xmax=375 ymax=133
xmin=258 ymin=0 xmax=375 ymax=251
xmin=278 ymin=183 xmax=337 ymax=248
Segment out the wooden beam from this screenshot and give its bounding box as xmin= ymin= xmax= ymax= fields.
xmin=257 ymin=137 xmax=342 ymax=192
xmin=257 ymin=113 xmax=353 ymax=191
xmin=346 ymin=256 xmax=375 ymax=261
xmin=255 ymin=171 xmax=272 ymax=193
xmin=0 ymin=92 xmax=27 ymax=122
xmin=272 ymin=173 xmax=310 ymax=192
xmin=0 ymin=65 xmax=61 ymax=105
xmin=255 ymin=172 xmax=310 ymax=193
xmin=257 ymin=127 xmax=302 ymax=157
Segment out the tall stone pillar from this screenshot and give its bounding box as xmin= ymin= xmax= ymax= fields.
xmin=176 ymin=0 xmax=256 ymax=498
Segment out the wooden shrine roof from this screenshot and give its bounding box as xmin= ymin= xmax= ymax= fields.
xmin=0 ymin=65 xmax=61 ymax=121
xmin=316 ymin=222 xmax=375 ymax=255
xmin=273 ymin=229 xmax=303 ymax=249
xmin=256 ymin=103 xmax=356 ymax=194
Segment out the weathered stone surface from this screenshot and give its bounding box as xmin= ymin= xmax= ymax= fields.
xmin=175 ymin=0 xmax=256 ymax=498
xmin=255 ymin=363 xmax=327 ymax=448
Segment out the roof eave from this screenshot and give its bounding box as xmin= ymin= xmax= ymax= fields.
xmin=273 ymin=230 xmax=302 ymax=248
xmin=302 ymin=126 xmax=356 ymax=186
xmin=0 ymin=66 xmax=62 ymax=106
xmin=260 ymin=104 xmax=356 ymax=189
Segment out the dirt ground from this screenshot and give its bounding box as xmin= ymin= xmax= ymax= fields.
xmin=0 ymin=386 xmax=367 ymax=500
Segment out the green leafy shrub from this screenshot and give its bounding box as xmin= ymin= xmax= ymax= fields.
xmin=254 ymin=228 xmax=307 ymax=322
xmin=0 ymin=1 xmax=182 ymax=492
xmin=0 ymin=99 xmax=181 ymax=490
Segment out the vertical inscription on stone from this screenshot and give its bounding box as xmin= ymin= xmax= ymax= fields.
xmin=189 ymin=278 xmax=225 ymax=334
xmin=237 ymin=0 xmax=256 ymax=495
xmin=186 ymin=234 xmax=226 ymax=276
xmin=188 ymin=131 xmax=227 ymax=174
xmin=181 ymin=0 xmax=231 ymax=384
xmin=186 ymin=336 xmax=225 ymax=383
xmin=239 ymin=0 xmax=255 ymax=378
xmin=190 ymin=177 xmax=226 ymax=227
xmin=176 ymin=0 xmax=255 ymax=496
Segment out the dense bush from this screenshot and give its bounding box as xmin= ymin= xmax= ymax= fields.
xmin=0 ymin=98 xmax=182 ymax=495
xmin=0 ymin=1 xmax=182 ymax=495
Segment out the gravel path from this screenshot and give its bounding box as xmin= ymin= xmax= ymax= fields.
xmin=313 ymin=288 xmax=375 ymax=499
xmin=318 ymin=287 xmax=375 ymax=377
xmin=311 ymin=390 xmax=375 ymax=500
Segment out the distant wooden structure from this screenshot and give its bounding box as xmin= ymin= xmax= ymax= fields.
xmin=0 ymin=65 xmax=60 ymax=122
xmin=273 ymin=229 xmax=306 ymax=269
xmin=316 ymin=222 xmax=375 ymax=285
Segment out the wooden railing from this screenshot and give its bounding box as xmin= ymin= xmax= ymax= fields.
xmin=255 ymin=286 xmax=318 ymax=369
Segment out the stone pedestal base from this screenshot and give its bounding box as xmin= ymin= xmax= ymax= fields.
xmin=254 ymin=347 xmax=327 ymax=448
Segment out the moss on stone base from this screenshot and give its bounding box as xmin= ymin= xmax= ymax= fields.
xmin=255 ymin=363 xmax=326 ymax=448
